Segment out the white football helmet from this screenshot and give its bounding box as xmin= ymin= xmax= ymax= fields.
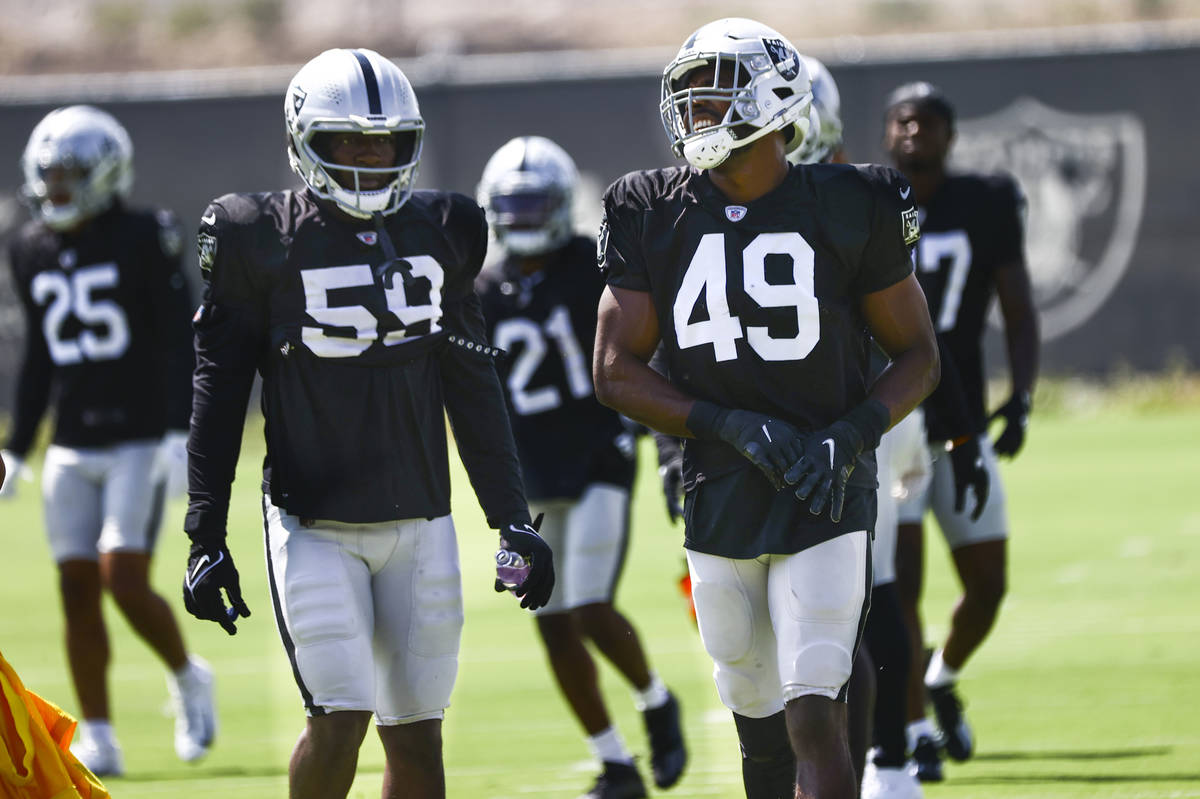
xmin=789 ymin=56 xmax=844 ymax=165
xmin=20 ymin=105 xmax=133 ymax=232
xmin=661 ymin=18 xmax=814 ymax=169
xmin=285 ymin=48 xmax=424 ymax=219
xmin=477 ymin=136 xmax=578 ymax=257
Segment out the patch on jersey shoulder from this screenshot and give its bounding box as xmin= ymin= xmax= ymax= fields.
xmin=725 ymin=205 xmax=747 ymax=222
xmin=596 ymin=212 xmax=611 ymax=270
xmin=901 ymin=206 xmax=921 ymax=245
xmin=197 ymin=232 xmax=218 ymax=274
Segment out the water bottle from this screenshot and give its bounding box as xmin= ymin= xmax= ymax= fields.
xmin=495 ymin=548 xmax=531 ymax=591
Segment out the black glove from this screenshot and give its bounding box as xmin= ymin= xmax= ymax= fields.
xmin=659 ymin=456 xmax=685 ymax=524
xmin=183 ymin=542 xmax=251 ymax=635
xmin=948 ymin=436 xmax=990 ymax=521
xmin=495 ymin=516 xmax=555 ymax=611
xmin=687 ymin=401 xmax=803 ymax=490
xmin=989 ymin=391 xmax=1031 ymax=458
xmin=783 ymin=400 xmax=890 ymax=523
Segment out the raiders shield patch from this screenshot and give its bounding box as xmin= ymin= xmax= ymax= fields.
xmin=762 ymin=38 xmax=799 ymax=81
xmin=902 ymin=206 xmax=921 ymax=246
xmin=197 ymin=232 xmax=217 ymax=274
xmin=596 ymin=213 xmax=611 ymax=271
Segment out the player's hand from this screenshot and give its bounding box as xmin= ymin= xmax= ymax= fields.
xmin=497 ymin=518 xmax=555 ymax=611
xmin=659 ymin=455 xmax=685 ymax=523
xmin=687 ymin=402 xmax=803 ymax=490
xmin=783 ymin=421 xmax=864 ymax=523
xmin=948 ymin=436 xmax=989 ymax=521
xmin=989 ymin=391 xmax=1030 ymax=458
xmin=0 ymin=450 xmax=33 ymax=500
xmin=156 ymin=431 xmax=189 ymax=500
xmin=183 ymin=542 xmax=251 ymax=635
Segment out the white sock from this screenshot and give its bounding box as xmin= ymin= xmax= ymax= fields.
xmin=587 ymin=727 xmax=633 ymax=765
xmin=906 ymin=718 xmax=937 ymax=751
xmin=924 ymin=648 xmax=959 ymax=688
xmin=82 ymin=719 xmax=115 ymax=745
xmin=633 ymin=673 xmax=670 ymax=711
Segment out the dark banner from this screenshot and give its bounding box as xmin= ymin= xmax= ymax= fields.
xmin=1 ymin=41 xmax=1195 ymax=415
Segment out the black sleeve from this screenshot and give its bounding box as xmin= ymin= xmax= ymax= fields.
xmin=598 ymin=181 xmax=651 ymax=292
xmin=5 ymin=245 xmax=52 ymax=457
xmin=922 ymin=335 xmax=976 ymax=440
xmin=438 ymin=290 xmax=531 ymax=529
xmin=184 ymin=201 xmax=266 ymax=548
xmin=854 ymin=167 xmax=919 ymax=295
xmin=147 ymin=210 xmax=195 ymax=433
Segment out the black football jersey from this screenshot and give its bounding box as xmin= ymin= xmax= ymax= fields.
xmin=600 ymin=162 xmax=917 ymax=557
xmin=914 ymin=173 xmax=1025 ymax=438
xmin=184 ymin=189 xmax=528 ymax=546
xmin=5 ymin=205 xmax=193 ymax=457
xmin=477 ymin=236 xmax=635 ymax=501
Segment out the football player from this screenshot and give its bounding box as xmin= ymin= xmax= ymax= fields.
xmin=475 ymin=136 xmax=687 ymax=799
xmin=883 ymin=82 xmax=1039 ymax=781
xmin=593 ymin=19 xmax=940 ymax=799
xmin=181 ymin=49 xmax=553 ymax=799
xmin=1 ymin=105 xmax=213 ymax=776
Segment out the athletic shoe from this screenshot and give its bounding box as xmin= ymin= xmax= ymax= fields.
xmin=581 ymin=760 xmax=648 ymax=799
xmin=71 ymin=732 xmax=124 ymax=777
xmin=863 ymin=759 xmax=924 ymax=799
xmin=909 ymin=734 xmax=943 ymax=783
xmin=642 ymin=691 xmax=687 ymax=788
xmin=167 ymin=655 xmax=216 ymax=762
xmin=928 ymin=683 xmax=973 ymax=761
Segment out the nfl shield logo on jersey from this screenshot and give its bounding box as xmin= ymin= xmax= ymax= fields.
xmin=725 ymin=205 xmax=748 ymax=222
xmin=356 ymin=231 xmax=379 ymax=246
xmin=952 ymin=97 xmax=1147 ymax=339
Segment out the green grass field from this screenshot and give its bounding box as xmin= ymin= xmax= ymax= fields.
xmin=2 ymin=392 xmax=1198 ymax=798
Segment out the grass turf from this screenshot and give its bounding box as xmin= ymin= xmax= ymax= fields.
xmin=0 ymin=397 xmax=1197 ymax=798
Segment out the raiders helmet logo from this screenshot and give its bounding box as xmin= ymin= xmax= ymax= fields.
xmin=290 ymin=87 xmax=308 ymax=123
xmin=762 ymin=38 xmax=799 ymax=81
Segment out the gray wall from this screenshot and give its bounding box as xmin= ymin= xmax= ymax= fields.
xmin=0 ymin=41 xmax=1195 ymax=415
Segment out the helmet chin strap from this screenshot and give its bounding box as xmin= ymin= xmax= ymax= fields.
xmin=372 ymin=212 xmax=414 ymax=286
xmin=683 ymin=128 xmax=736 ymax=169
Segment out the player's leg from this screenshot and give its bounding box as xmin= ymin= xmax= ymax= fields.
xmin=378 ymin=720 xmax=444 ymax=799
xmin=846 ymin=643 xmax=876 ymax=791
xmin=264 ymin=500 xmax=384 ymax=798
xmin=772 ymin=530 xmax=871 ymax=799
xmin=566 ymin=484 xmax=686 ymax=790
xmin=290 ymin=711 xmax=373 ymax=799
xmin=370 ymin=514 xmax=464 ymax=799
xmin=531 ymin=497 xmax=645 ymax=797
xmin=687 ymin=551 xmax=792 ymax=799
xmin=925 ymin=437 xmax=1009 ymax=762
xmin=97 ymin=440 xmax=215 ymax=761
xmin=43 ymin=446 xmax=123 ymax=776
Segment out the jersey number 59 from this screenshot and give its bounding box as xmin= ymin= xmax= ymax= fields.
xmin=674 ymin=232 xmax=819 ymax=362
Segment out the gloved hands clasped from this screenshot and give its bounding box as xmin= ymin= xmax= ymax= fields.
xmin=689 ymin=398 xmax=891 ymax=523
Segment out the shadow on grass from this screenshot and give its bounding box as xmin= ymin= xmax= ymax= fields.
xmin=972 ymin=746 xmax=1171 ymax=762
xmin=109 ymin=763 xmax=386 ymax=783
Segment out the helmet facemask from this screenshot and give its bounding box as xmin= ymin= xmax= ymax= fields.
xmin=289 ymin=122 xmax=424 ymax=219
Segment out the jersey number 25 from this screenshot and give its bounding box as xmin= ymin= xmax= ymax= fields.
xmin=674 ymin=232 xmax=819 ymax=362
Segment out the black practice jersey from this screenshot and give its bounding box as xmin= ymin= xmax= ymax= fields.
xmin=477 ymin=236 xmax=635 ymax=501
xmin=914 ymin=173 xmax=1025 ymax=438
xmin=5 ymin=205 xmax=193 ymax=457
xmin=184 ymin=189 xmax=528 ymax=547
xmin=600 ymin=163 xmax=917 ymax=557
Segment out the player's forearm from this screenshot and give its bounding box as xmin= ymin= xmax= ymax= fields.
xmin=1005 ymin=316 xmax=1040 ymax=398
xmin=593 ymin=347 xmax=695 ymax=438
xmin=869 ymin=336 xmax=940 ymax=432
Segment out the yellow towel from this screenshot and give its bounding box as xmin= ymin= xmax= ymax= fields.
xmin=0 ymin=650 xmax=110 ymax=799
